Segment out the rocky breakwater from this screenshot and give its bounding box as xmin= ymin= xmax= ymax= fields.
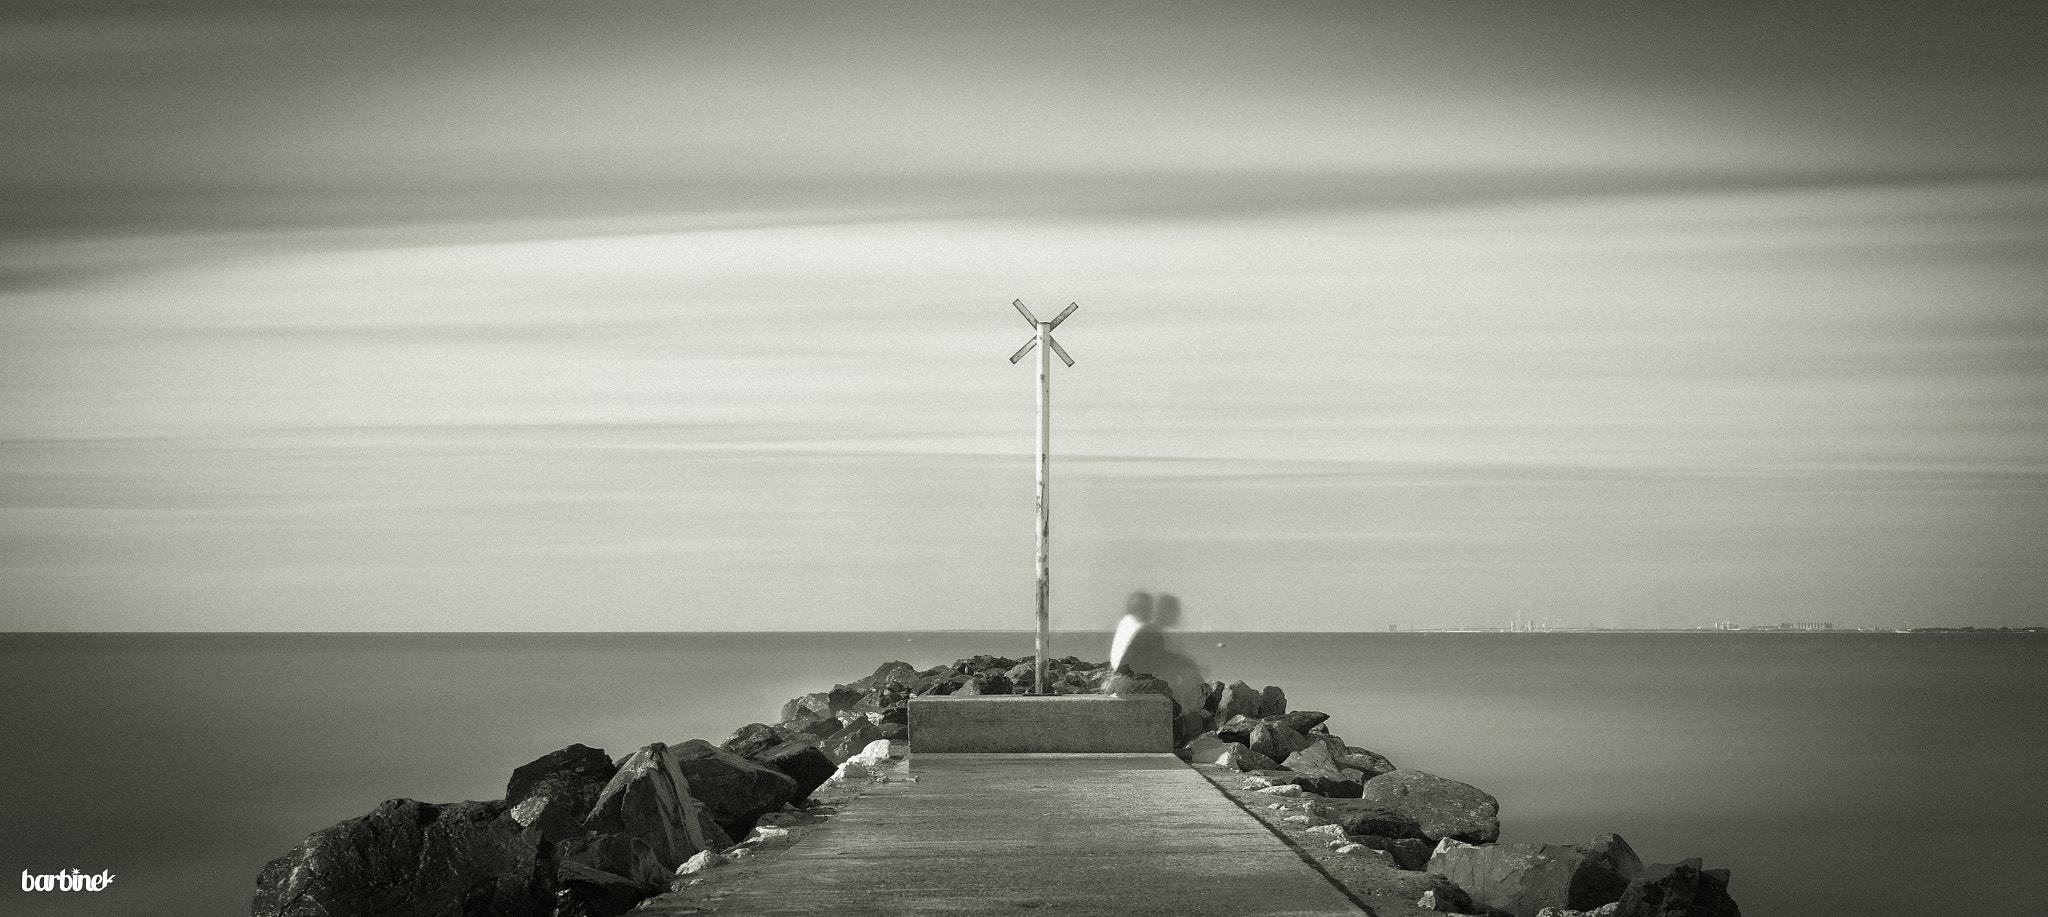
xmin=1174 ymin=678 xmax=1742 ymax=917
xmin=254 ymin=655 xmax=1742 ymax=917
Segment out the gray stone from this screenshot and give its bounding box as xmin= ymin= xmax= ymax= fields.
xmin=718 ymin=723 xmax=794 ymax=759
xmin=750 ymin=740 xmax=837 ymax=802
xmin=1215 ymin=681 xmax=1264 ymax=723
xmin=1358 ymin=769 xmax=1500 ymax=844
xmin=1248 ymin=721 xmax=1315 ymax=764
xmin=1351 ymin=834 xmax=1434 ymax=870
xmin=1282 ymin=741 xmax=1347 ymax=779
xmin=252 ymin=799 xmax=551 ymax=917
xmin=1428 ymin=834 xmax=1642 ymax=917
xmin=1218 ymin=745 xmax=1279 ymax=771
xmin=1270 ymin=709 xmax=1329 ymax=734
xmin=1613 ymin=858 xmax=1740 ymax=917
xmin=1338 ymin=747 xmax=1397 ymax=779
xmin=556 ymin=857 xmax=662 ymax=917
xmin=667 ymin=739 xmax=799 ymax=838
xmin=1324 ymin=802 xmax=1426 ymax=840
xmin=504 ymin=744 xmax=617 ymax=844
xmin=820 ymin=719 xmax=885 ymax=763
xmin=584 ymin=743 xmax=728 ymax=872
xmin=1259 ymin=685 xmax=1288 ymax=716
xmin=556 ymin=832 xmax=670 ymax=890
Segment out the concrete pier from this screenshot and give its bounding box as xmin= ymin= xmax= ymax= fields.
xmin=644 ymin=753 xmax=1366 ymax=916
xmin=907 ymin=694 xmax=1174 ymax=753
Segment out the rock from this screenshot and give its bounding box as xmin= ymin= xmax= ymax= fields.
xmin=1417 ymin=887 xmax=1477 ymax=913
xmin=556 ymin=857 xmax=663 ymax=917
xmin=667 ymin=739 xmax=799 ymax=839
xmin=1217 ymin=745 xmax=1278 ymax=772
xmin=1283 ymin=742 xmax=1347 ymax=779
xmin=1612 ymin=858 xmax=1740 ymax=917
xmin=825 ymin=685 xmax=867 ymax=714
xmin=556 ymin=832 xmax=671 ymax=889
xmin=1215 ymin=681 xmax=1264 ymax=722
xmin=1270 ymin=710 xmax=1329 ymax=734
xmin=1428 ymin=834 xmax=1643 ymax=917
xmin=820 ymin=719 xmax=885 ymax=763
xmin=1247 ymin=721 xmax=1315 ymax=763
xmin=1304 ymin=824 xmax=1348 ymax=839
xmin=1338 ymin=747 xmax=1397 ymax=779
xmin=846 ymin=739 xmax=904 ymax=769
xmin=252 ymin=799 xmax=552 ymax=917
xmin=1199 ymin=680 xmax=1226 ymax=714
xmin=1178 ymin=732 xmax=1231 ymax=763
xmin=783 ymin=712 xmax=843 ymax=740
xmin=584 ymin=743 xmax=728 ymax=872
xmin=1351 ymin=834 xmax=1434 ymax=871
xmin=504 ymin=744 xmax=617 ymax=844
xmin=866 ymin=660 xmax=919 ymax=688
xmin=1254 ymin=783 xmax=1304 ymax=797
xmin=1280 ymin=771 xmax=1366 ymax=799
xmin=1324 ymin=802 xmax=1427 ymax=840
xmin=1259 ymin=685 xmax=1287 ymax=716
xmin=1358 ymin=769 xmax=1500 ymax=844
xmin=749 ymin=740 xmax=836 ymax=803
xmin=1539 ymin=907 xmax=1622 ymax=917
xmin=718 ymin=723 xmax=795 ymax=759
xmin=672 ymin=849 xmax=727 ymax=877
xmin=957 ymin=672 xmax=1013 ymax=696
xmin=877 ymin=722 xmax=909 ymax=740
xmin=1214 ymin=714 xmax=1263 ymax=744
xmin=1175 ymin=709 xmax=1212 ymax=745
xmin=779 ymin=692 xmax=833 ymax=723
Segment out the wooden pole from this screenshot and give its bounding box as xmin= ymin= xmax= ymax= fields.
xmin=1007 ymin=300 xmax=1075 ymax=696
xmin=1035 ymin=317 xmax=1052 ymax=695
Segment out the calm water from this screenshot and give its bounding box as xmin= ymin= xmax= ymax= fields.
xmin=0 ymin=631 xmax=2041 ymax=916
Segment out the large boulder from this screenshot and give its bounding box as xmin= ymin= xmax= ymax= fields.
xmin=505 ymin=744 xmax=617 ymax=844
xmin=1215 ymin=681 xmax=1264 ymax=722
xmin=1612 ymin=859 xmax=1740 ymax=917
xmin=1247 ymin=721 xmax=1315 ymax=764
xmin=719 ymin=723 xmax=796 ymax=759
xmin=1428 ymin=834 xmax=1643 ymax=917
xmin=555 ymin=857 xmax=661 ymax=917
xmin=555 ymin=832 xmax=670 ymax=891
xmin=1339 ymin=746 xmax=1397 ymax=780
xmin=1323 ymin=802 xmax=1427 ymax=840
xmin=751 ymin=740 xmax=838 ymax=802
xmin=667 ymin=739 xmax=799 ymax=838
xmin=1259 ymin=685 xmax=1288 ymax=716
xmin=1357 ymin=769 xmax=1500 ymax=844
xmin=583 ymin=743 xmax=728 ymax=872
xmin=1279 ymin=743 xmax=1366 ymax=797
xmin=820 ymin=719 xmax=886 ymax=763
xmin=252 ymin=799 xmax=552 ymax=917
xmin=1270 ymin=709 xmax=1329 ymax=734
xmin=779 ymin=692 xmax=832 ymax=723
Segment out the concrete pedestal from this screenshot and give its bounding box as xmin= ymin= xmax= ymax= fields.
xmin=907 ymin=693 xmax=1173 ymax=753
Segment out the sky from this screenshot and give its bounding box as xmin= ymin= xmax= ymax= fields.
xmin=2 ymin=1 xmax=2044 ymax=631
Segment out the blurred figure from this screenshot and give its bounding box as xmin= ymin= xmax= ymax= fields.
xmin=1108 ymin=590 xmax=1206 ymax=716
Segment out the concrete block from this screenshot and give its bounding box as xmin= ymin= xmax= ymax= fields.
xmin=908 ymin=694 xmax=1174 ymax=753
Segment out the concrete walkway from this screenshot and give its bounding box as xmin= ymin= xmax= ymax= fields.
xmin=671 ymin=753 xmax=1367 ymax=916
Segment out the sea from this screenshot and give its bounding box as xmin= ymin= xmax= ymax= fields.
xmin=1 ymin=631 xmax=2041 ymax=917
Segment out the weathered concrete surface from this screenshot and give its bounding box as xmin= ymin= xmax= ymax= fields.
xmin=640 ymin=753 xmax=1365 ymax=916
xmin=908 ymin=694 xmax=1174 ymax=753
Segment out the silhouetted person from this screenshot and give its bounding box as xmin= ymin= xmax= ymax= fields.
xmin=1109 ymin=590 xmax=1206 ymax=716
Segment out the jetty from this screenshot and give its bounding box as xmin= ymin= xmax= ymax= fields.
xmin=641 ymin=693 xmax=1364 ymax=916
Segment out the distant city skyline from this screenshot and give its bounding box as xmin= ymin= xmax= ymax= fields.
xmin=2 ymin=2 xmax=2043 ymax=631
